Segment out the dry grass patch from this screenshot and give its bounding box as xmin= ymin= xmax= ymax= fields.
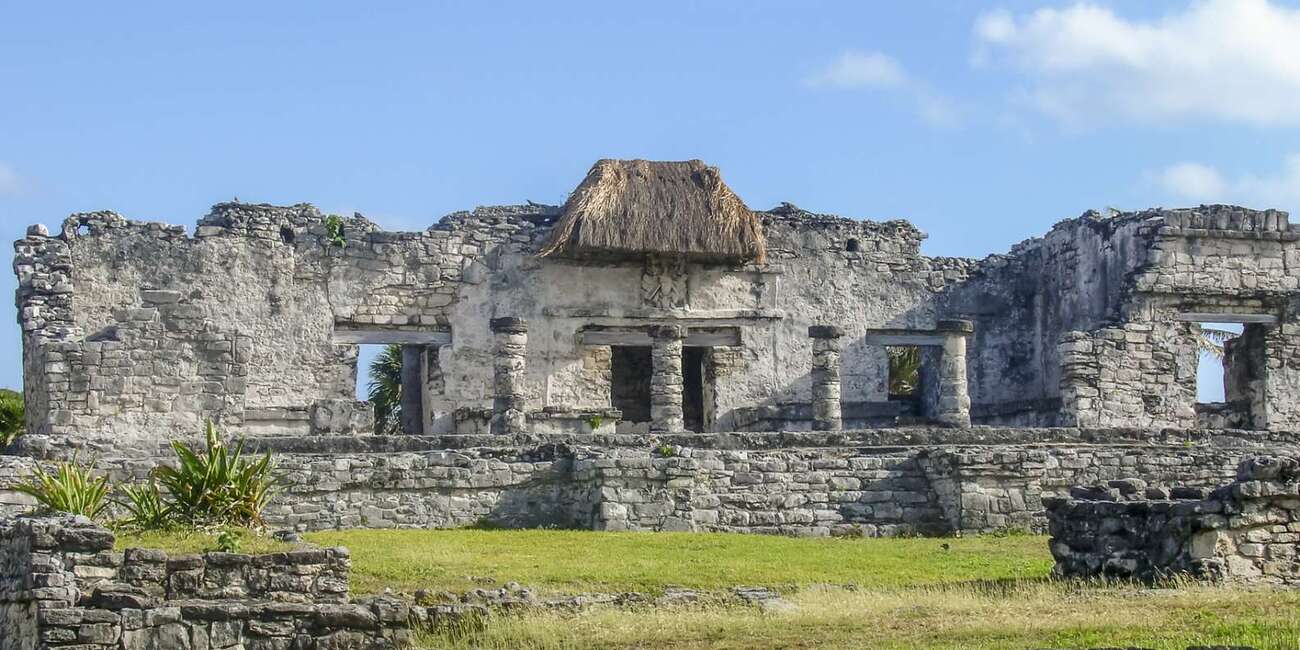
xmin=416 ymin=581 xmax=1300 ymax=649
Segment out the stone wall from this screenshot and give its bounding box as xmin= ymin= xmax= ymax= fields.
xmin=1046 ymin=456 xmax=1300 ymax=584
xmin=19 ymin=197 xmax=1300 ymax=449
xmin=942 ymin=210 xmax=1154 ymax=424
xmin=18 ymin=199 xmax=993 ymax=449
xmin=2 ymin=429 xmax=1289 ymax=537
xmin=0 ymin=514 xmax=408 ymax=650
xmin=1058 ymin=322 xmax=1199 ymax=429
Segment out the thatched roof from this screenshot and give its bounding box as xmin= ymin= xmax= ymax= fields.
xmin=538 ymin=159 xmax=766 ymax=263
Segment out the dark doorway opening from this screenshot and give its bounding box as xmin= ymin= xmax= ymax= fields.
xmin=683 ymin=347 xmax=707 ymax=432
xmin=611 ymin=346 xmax=652 ymax=423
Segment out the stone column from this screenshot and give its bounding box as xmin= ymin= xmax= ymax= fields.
xmin=649 ymin=325 xmax=685 ymax=433
xmin=399 ymin=345 xmax=425 ymax=434
xmin=490 ymin=317 xmax=528 ymax=434
xmin=808 ymin=325 xmax=844 ymax=431
xmin=934 ymin=319 xmax=974 ymax=428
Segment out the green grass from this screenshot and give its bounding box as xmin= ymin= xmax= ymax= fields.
xmin=115 ymin=527 xmax=293 ymax=555
xmin=301 ymin=529 xmax=1052 ymax=595
xmin=112 ymin=527 xmax=1300 ymax=649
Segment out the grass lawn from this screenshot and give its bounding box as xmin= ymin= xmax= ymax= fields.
xmin=114 ymin=528 xmax=1300 ymax=649
xmin=302 ymin=529 xmax=1052 ymax=595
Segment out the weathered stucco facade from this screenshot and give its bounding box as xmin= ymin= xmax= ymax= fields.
xmin=7 ymin=159 xmax=1300 ymax=536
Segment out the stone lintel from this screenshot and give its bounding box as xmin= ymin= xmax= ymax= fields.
xmin=490 ymin=317 xmax=529 ymax=334
xmin=936 ymin=319 xmax=975 ymax=334
xmin=807 ymin=325 xmax=845 ymax=339
xmin=648 ymin=324 xmax=685 ymax=340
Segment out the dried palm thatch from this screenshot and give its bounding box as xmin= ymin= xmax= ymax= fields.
xmin=538 ymin=159 xmax=766 ymax=263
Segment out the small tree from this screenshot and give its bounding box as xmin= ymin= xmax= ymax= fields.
xmin=368 ymin=344 xmax=404 ymax=434
xmin=0 ymin=388 xmax=24 ymax=446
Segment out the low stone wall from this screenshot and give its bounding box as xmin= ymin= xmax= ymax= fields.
xmin=0 ymin=515 xmax=409 ymax=650
xmin=3 ymin=428 xmax=1293 ymax=537
xmin=1046 ymin=456 xmax=1300 ymax=584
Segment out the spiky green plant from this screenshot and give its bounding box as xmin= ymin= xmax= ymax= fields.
xmin=117 ymin=479 xmax=171 ymax=530
xmin=14 ymin=455 xmax=113 ymax=521
xmin=368 ymin=344 xmax=404 ymax=434
xmin=154 ymin=421 xmax=277 ymax=528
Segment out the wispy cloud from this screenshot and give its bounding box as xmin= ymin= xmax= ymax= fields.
xmin=974 ymin=0 xmax=1300 ymax=127
xmin=806 ymin=50 xmax=959 ymax=128
xmin=1152 ymin=155 xmax=1300 ymax=209
xmin=0 ymin=163 xmax=21 ymax=196
xmin=1156 ymin=163 xmax=1229 ymax=201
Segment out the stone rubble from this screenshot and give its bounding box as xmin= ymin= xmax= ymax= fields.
xmin=1047 ymin=455 xmax=1300 ymax=584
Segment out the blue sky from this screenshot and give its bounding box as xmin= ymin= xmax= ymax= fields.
xmin=4 ymin=1 xmax=1299 ymax=400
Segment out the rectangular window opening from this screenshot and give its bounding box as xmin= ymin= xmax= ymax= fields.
xmin=356 ymin=343 xmax=430 ymax=434
xmin=886 ymin=345 xmax=921 ymax=401
xmin=1195 ymin=322 xmax=1244 ymax=404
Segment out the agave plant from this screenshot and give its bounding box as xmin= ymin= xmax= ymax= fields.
xmin=117 ymin=479 xmax=171 ymax=530
xmin=154 ymin=421 xmax=277 ymax=528
xmin=14 ymin=455 xmax=113 ymax=521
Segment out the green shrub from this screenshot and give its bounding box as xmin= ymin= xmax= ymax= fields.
xmin=215 ymin=529 xmax=242 ymax=553
xmin=0 ymin=388 xmax=24 ymax=447
xmin=15 ymin=455 xmax=112 ymax=521
xmin=154 ymin=421 xmax=278 ymax=528
xmin=324 ymin=214 xmax=347 ymax=248
xmin=117 ymin=479 xmax=171 ymax=530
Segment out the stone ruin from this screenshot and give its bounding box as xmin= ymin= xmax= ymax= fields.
xmin=0 ymin=514 xmax=411 ymax=650
xmin=1047 ymin=455 xmax=1300 ymax=585
xmin=2 ymin=157 xmax=1300 ymax=536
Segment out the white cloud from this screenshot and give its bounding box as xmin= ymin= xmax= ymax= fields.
xmin=1154 ymin=155 xmax=1300 ymax=208
xmin=1157 ymin=162 xmax=1228 ymax=200
xmin=807 ymin=51 xmax=907 ymax=89
xmin=974 ymin=0 xmax=1300 ymax=127
xmin=0 ymin=163 xmax=21 ymax=196
xmin=807 ymin=50 xmax=958 ymax=127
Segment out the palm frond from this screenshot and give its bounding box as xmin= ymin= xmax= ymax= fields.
xmin=888 ymin=346 xmax=921 ymax=397
xmin=367 ymin=344 xmax=404 ymax=434
xmin=1197 ymin=327 xmax=1239 ymax=361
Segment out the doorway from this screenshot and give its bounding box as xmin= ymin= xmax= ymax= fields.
xmin=683 ymin=347 xmax=708 ymax=432
xmin=611 ymin=346 xmax=653 ymax=424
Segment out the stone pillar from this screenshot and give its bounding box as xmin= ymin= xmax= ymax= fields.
xmin=808 ymin=325 xmax=844 ymax=431
xmin=935 ymin=319 xmax=974 ymax=428
xmin=490 ymin=317 xmax=528 ymax=435
xmin=399 ymin=345 xmax=425 ymax=434
xmin=649 ymin=325 xmax=685 ymax=433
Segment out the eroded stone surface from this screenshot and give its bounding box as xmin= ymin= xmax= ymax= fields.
xmin=0 ymin=515 xmax=407 ymax=650
xmin=1047 ymin=455 xmax=1300 ymax=584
